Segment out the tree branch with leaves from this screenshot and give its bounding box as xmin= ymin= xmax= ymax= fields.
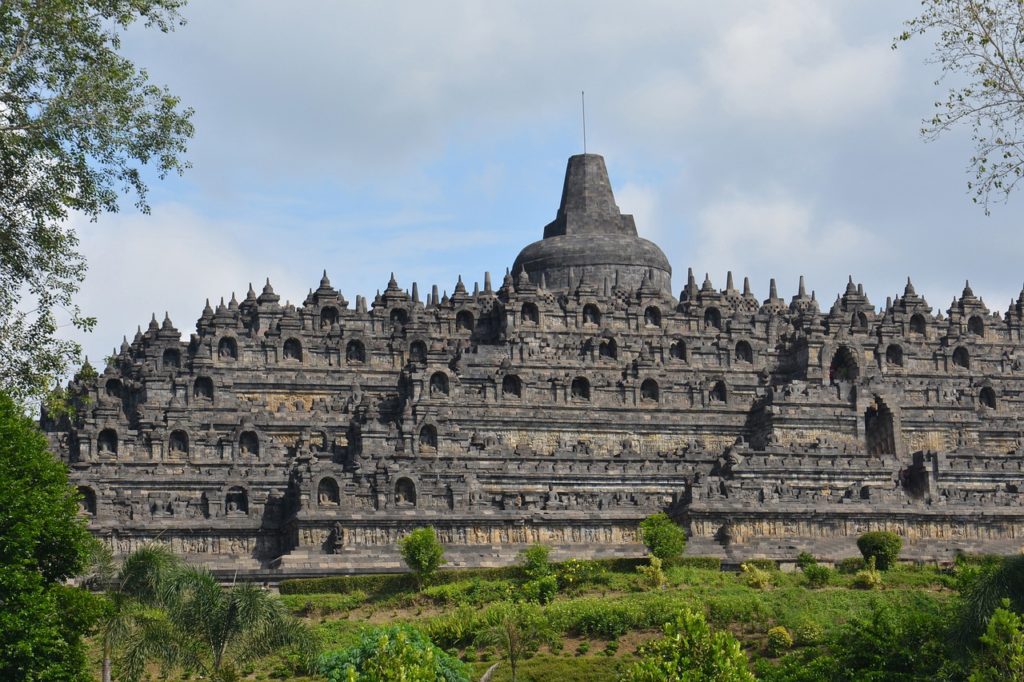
xmin=0 ymin=0 xmax=193 ymax=406
xmin=897 ymin=0 xmax=1024 ymax=212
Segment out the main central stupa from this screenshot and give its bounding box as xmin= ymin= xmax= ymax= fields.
xmin=513 ymin=154 xmax=672 ymax=294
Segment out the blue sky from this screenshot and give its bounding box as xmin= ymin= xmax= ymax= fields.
xmin=69 ymin=1 xmax=1023 ymax=364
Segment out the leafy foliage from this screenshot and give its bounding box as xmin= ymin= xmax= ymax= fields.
xmin=162 ymin=567 xmax=318 ymax=680
xmin=766 ymin=626 xmax=793 ymax=657
xmin=741 ymin=563 xmax=773 ymax=590
xmin=319 ymin=624 xmax=468 ymax=682
xmin=802 ymin=564 xmax=833 ymax=589
xmin=91 ymin=543 xmax=184 ymax=682
xmin=519 ymin=543 xmax=558 ymax=603
xmin=639 ymin=513 xmax=686 ymax=561
xmin=857 ymin=531 xmax=903 ymax=570
xmin=0 ymin=0 xmax=193 ymax=402
xmin=852 ymin=557 xmax=884 ymax=590
xmin=969 ymin=601 xmax=1024 ymax=681
xmin=476 ymin=601 xmax=553 ymax=682
xmin=827 ymin=595 xmax=956 ymax=681
xmin=400 ymin=526 xmax=447 ymax=588
xmin=620 ymin=609 xmax=755 ymax=682
xmin=637 ymin=555 xmax=667 ymax=589
xmin=896 ymin=0 xmax=1024 ymax=211
xmin=957 ymin=554 xmax=1024 ymax=642
xmin=0 ymin=390 xmax=101 ymax=680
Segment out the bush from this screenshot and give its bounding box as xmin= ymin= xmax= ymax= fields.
xmin=792 ymin=620 xmax=824 ymax=646
xmin=741 ymin=563 xmax=773 ymax=590
xmin=556 ymin=559 xmax=608 ymax=592
xmin=856 ymin=531 xmax=903 ymax=571
xmin=970 ymin=601 xmax=1024 ymax=681
xmin=795 ymin=552 xmax=817 ymax=570
xmin=522 ymin=575 xmax=558 ymax=605
xmin=399 ymin=527 xmax=446 ymax=588
xmin=621 ymin=609 xmax=755 ymax=681
xmin=519 ymin=544 xmax=552 ymax=581
xmin=852 ymin=557 xmax=883 ymax=590
xmin=425 ymin=607 xmax=481 ymax=649
xmin=837 ymin=557 xmax=866 ymax=575
xmin=802 ymin=564 xmax=833 ymax=589
xmin=639 ymin=513 xmax=687 ymax=561
xmin=743 ymin=559 xmax=778 ymax=571
xmin=766 ymin=626 xmax=793 ymax=656
xmin=318 ymin=624 xmax=468 ymax=682
xmin=421 ymin=578 xmax=513 ymax=607
xmin=674 ymin=557 xmax=722 ymax=571
xmin=637 ymin=556 xmax=666 ymax=589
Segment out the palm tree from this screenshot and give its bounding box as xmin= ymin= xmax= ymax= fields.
xmin=957 ymin=554 xmax=1024 ymax=643
xmin=89 ymin=543 xmax=183 ymax=682
xmin=475 ymin=601 xmax=553 ymax=682
xmin=163 ymin=566 xmax=317 ymax=681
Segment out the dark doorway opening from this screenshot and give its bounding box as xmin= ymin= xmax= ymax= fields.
xmin=865 ymin=399 xmax=896 ymax=455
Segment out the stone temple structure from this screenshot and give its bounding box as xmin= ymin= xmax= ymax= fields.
xmin=44 ymin=154 xmax=1024 ymax=576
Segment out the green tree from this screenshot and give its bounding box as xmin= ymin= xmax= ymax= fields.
xmin=896 ymin=1 xmax=1024 ymax=211
xmin=969 ymin=601 xmax=1024 ymax=681
xmin=639 ymin=513 xmax=686 ymax=561
xmin=162 ymin=566 xmax=317 ymax=681
xmin=90 ymin=543 xmax=183 ymax=682
xmin=319 ymin=624 xmax=468 ymax=682
xmin=856 ymin=531 xmax=903 ymax=570
xmin=400 ymin=526 xmax=446 ymax=588
xmin=0 ymin=390 xmax=103 ymax=680
xmin=476 ymin=601 xmax=553 ymax=682
xmin=0 ymin=0 xmax=193 ymax=403
xmin=620 ymin=609 xmax=754 ymax=682
xmin=957 ymin=554 xmax=1024 ymax=642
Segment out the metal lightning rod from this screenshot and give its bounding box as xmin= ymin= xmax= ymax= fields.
xmin=581 ymin=90 xmax=587 ymax=154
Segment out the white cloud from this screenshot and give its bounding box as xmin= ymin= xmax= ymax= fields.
xmin=67 ymin=205 xmax=306 ymax=365
xmin=692 ymin=193 xmax=876 ymax=300
xmin=702 ymin=1 xmax=900 ymax=128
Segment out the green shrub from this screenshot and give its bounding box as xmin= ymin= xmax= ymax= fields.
xmin=318 ymin=624 xmax=468 ymax=682
xmin=637 ymin=556 xmax=666 ymax=589
xmin=425 ymin=606 xmax=481 ymax=649
xmin=796 ymin=552 xmax=817 ymax=570
xmin=766 ymin=626 xmax=793 ymax=656
xmin=603 ymin=639 xmax=619 ymax=656
xmin=523 ymin=575 xmax=558 ymax=605
xmin=621 ymin=609 xmax=755 ymax=681
xmin=741 ymin=563 xmax=773 ymax=590
xmin=421 ymin=578 xmax=514 ymax=607
xmin=519 ymin=544 xmax=552 ymax=581
xmin=400 ymin=527 xmax=446 ymax=588
xmin=970 ymin=601 xmax=1024 ymax=681
xmin=674 ymin=557 xmax=722 ymax=571
xmin=792 ymin=620 xmax=824 ymax=646
xmin=556 ymin=559 xmax=609 ymax=592
xmin=802 ymin=564 xmax=833 ymax=588
xmin=280 ymin=591 xmax=367 ymax=616
xmin=576 ymin=640 xmax=590 ymax=656
xmin=856 ymin=531 xmax=903 ymax=571
xmin=837 ymin=557 xmax=866 ymax=575
xmin=852 ymin=557 xmax=883 ymax=590
xmin=639 ymin=513 xmax=687 ymax=561
xmin=743 ymin=558 xmax=778 ymax=571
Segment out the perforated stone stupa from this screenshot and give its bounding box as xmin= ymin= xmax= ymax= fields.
xmin=44 ymin=154 xmax=1024 ymax=576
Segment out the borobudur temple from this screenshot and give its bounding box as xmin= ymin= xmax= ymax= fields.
xmin=43 ymin=153 xmax=1024 ymax=576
